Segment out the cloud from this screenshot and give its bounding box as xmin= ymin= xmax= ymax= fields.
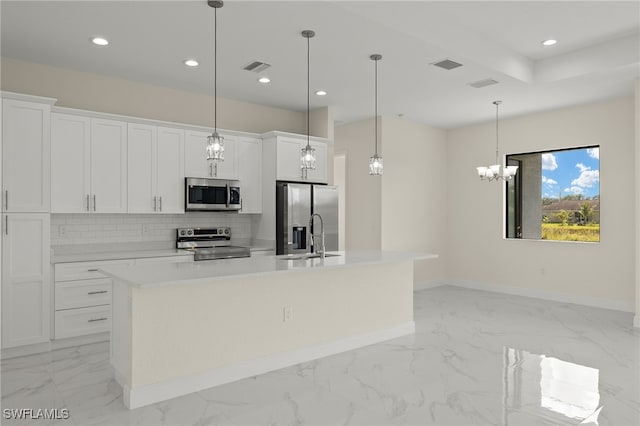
xmin=541 ymin=153 xmax=558 ymax=170
xmin=542 ymin=176 xmax=557 ymax=186
xmin=572 ymin=163 xmax=599 ymax=188
xmin=586 ymin=147 xmax=599 ymax=159
xmin=565 ymin=186 xmax=585 ymax=194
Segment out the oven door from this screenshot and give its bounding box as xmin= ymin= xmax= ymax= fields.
xmin=185 ymin=178 xmax=241 ymax=211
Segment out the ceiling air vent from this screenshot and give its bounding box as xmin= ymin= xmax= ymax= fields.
xmin=242 ymin=61 xmax=271 ymax=73
xmin=431 ymin=59 xmax=463 ymax=70
xmin=468 ymin=78 xmax=499 ymax=88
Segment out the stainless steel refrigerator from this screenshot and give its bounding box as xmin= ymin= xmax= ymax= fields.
xmin=276 ymin=182 xmax=339 ymax=255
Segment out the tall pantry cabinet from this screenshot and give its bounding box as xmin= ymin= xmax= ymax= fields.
xmin=1 ymin=93 xmax=55 ymax=351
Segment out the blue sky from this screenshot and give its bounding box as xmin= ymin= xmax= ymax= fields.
xmin=541 ymin=147 xmax=599 ymax=199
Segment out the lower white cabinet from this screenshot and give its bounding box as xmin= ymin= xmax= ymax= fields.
xmin=55 ymin=305 xmax=111 ymax=339
xmin=53 ymin=254 xmax=193 ymax=340
xmin=1 ymin=213 xmax=51 ymax=349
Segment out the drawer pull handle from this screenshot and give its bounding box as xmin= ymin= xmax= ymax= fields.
xmin=87 ymin=269 xmax=99 ymax=272
xmin=87 ymin=290 xmax=108 ymax=295
xmin=88 ymin=317 xmax=107 ymax=323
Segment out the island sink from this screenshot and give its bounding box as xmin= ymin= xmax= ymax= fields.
xmin=277 ymin=253 xmax=342 ymax=260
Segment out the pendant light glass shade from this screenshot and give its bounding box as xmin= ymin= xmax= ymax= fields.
xmin=301 ymin=30 xmax=316 ymax=171
xmin=476 ymin=101 xmax=517 ymax=181
xmin=206 ymin=0 xmax=225 ymax=162
xmin=206 ymin=131 xmax=225 ymax=161
xmin=369 ymin=54 xmax=383 ymax=176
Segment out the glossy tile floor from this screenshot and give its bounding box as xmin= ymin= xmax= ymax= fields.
xmin=2 ymin=286 xmax=639 ymax=425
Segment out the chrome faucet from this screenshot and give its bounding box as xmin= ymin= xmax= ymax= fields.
xmin=309 ymin=213 xmax=325 ymax=259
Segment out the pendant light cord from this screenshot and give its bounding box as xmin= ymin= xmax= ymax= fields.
xmin=306 ymin=34 xmax=310 ymax=148
xmin=374 ymin=58 xmax=378 ymax=156
xmin=214 ymin=5 xmax=218 ymax=133
xmin=494 ymin=101 xmax=500 ymax=165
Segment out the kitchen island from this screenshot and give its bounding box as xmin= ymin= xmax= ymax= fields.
xmin=101 ymin=250 xmax=436 ymax=409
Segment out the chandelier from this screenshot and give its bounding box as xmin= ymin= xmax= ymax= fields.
xmin=206 ymin=0 xmax=224 ymax=161
xmin=476 ymin=101 xmax=518 ymax=181
xmin=369 ymin=54 xmax=383 ymax=176
xmin=300 ymin=30 xmax=316 ymax=171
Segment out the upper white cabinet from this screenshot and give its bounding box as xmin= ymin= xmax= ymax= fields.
xmin=2 ymin=98 xmax=52 ymax=212
xmin=128 ymin=124 xmax=184 ymax=214
xmin=52 ymin=113 xmax=127 ymax=213
xmin=2 ymin=213 xmax=50 ymax=349
xmin=273 ymin=135 xmax=328 ymax=184
xmin=185 ymin=130 xmax=238 ymax=180
xmin=237 ymin=136 xmax=262 ymax=213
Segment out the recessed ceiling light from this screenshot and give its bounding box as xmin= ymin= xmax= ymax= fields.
xmin=91 ymin=37 xmax=109 ymax=46
xmin=542 ymin=39 xmax=557 ymax=46
xmin=184 ymin=59 xmax=199 ymax=67
xmin=315 ymin=90 xmax=328 ymax=96
xmin=257 ymin=76 xmax=271 ymax=84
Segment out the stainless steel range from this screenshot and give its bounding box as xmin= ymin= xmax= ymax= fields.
xmin=176 ymin=227 xmax=250 ymax=261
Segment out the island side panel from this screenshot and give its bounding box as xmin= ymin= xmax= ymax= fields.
xmin=111 ymin=279 xmax=132 ymax=391
xmin=128 ymin=260 xmax=413 ymax=390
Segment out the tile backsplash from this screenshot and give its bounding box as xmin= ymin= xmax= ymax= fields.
xmin=51 ymin=213 xmax=253 ymax=245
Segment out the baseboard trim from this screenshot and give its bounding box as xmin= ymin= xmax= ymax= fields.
xmin=1 ymin=341 xmax=51 ymax=360
xmin=445 ymin=279 xmax=635 ymax=313
xmin=414 ymin=280 xmax=448 ymax=291
xmin=124 ymin=321 xmax=415 ymax=409
xmin=52 ymin=332 xmax=109 ymax=350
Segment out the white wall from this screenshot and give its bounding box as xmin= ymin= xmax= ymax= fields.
xmin=447 ymin=97 xmax=635 ymax=311
xmin=1 ymin=58 xmax=305 ymax=135
xmin=635 ymin=79 xmax=640 ymax=327
xmin=334 ymin=118 xmax=382 ymax=250
xmin=380 ymin=117 xmax=448 ymax=286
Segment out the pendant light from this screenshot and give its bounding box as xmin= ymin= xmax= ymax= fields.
xmin=206 ymin=0 xmax=224 ymax=162
xmin=300 ymin=30 xmax=316 ymax=171
xmin=476 ymin=101 xmax=517 ymax=181
xmin=369 ymin=54 xmax=383 ymax=176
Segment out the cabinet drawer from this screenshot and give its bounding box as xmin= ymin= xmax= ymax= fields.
xmin=55 ymin=259 xmax=133 ymax=281
xmin=55 ymin=278 xmax=112 ymax=310
xmin=54 ymin=305 xmax=111 ymax=339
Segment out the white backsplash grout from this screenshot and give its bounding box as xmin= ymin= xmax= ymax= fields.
xmin=51 ymin=212 xmax=254 ymax=245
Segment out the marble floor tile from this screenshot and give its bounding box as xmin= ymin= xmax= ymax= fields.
xmin=1 ymin=286 xmax=639 ymax=426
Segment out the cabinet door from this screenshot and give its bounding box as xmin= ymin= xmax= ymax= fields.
xmin=127 ymin=123 xmax=156 ymax=213
xmin=2 ymin=100 xmax=51 ymax=212
xmin=2 ymin=213 xmax=50 ymax=348
xmin=237 ymin=137 xmax=262 ymax=213
xmin=213 ymin=134 xmax=238 ymax=179
xmin=156 ymin=127 xmax=185 ymax=213
xmin=51 ymin=114 xmax=92 ymax=213
xmin=91 ymin=118 xmax=127 ymax=213
xmin=184 ymin=130 xmax=212 ymax=178
xmin=276 ymin=137 xmax=305 ymax=181
xmin=305 ymin=141 xmax=328 ymax=183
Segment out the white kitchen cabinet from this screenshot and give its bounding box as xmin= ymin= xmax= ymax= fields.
xmin=1 ymin=213 xmax=50 ymax=349
xmin=185 ymin=130 xmax=238 ymax=180
xmin=237 ymin=136 xmax=262 ymax=213
xmin=275 ymin=136 xmax=328 ymax=183
xmin=2 ymin=99 xmax=52 ymax=212
xmin=51 ymin=113 xmax=127 ymax=213
xmin=53 ymin=254 xmax=192 ymax=340
xmin=128 ymin=124 xmax=184 ymax=213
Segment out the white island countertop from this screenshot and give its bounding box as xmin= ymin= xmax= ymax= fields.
xmin=101 ymin=250 xmax=437 ymax=289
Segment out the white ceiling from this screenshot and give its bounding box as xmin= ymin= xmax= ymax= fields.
xmin=2 ymin=1 xmax=639 ymax=129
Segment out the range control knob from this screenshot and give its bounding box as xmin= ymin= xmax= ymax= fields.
xmin=224 ymin=228 xmax=230 ymax=235
xmin=217 ymin=228 xmax=224 ymax=235
xmin=187 ymin=229 xmax=194 ymax=236
xmin=180 ymin=230 xmax=186 ymax=236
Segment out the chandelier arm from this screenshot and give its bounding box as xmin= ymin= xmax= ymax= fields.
xmin=495 ymin=101 xmax=499 ymax=165
xmin=374 ymin=57 xmax=378 ymax=156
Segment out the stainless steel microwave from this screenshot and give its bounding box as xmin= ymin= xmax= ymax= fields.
xmin=185 ymin=178 xmax=241 ymax=211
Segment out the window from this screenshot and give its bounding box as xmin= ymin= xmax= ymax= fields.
xmin=506 ymin=146 xmax=600 ymax=242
